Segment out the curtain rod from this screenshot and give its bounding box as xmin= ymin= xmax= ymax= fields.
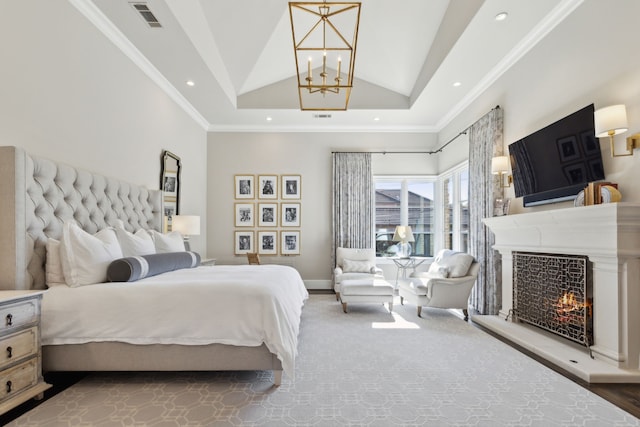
xmin=331 ymin=105 xmax=500 ymax=155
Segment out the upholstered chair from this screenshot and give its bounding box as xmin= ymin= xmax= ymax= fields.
xmin=334 ymin=247 xmax=384 ymax=300
xmin=399 ymin=249 xmax=479 ymax=320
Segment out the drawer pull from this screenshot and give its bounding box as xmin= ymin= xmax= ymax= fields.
xmin=5 ymin=314 xmax=12 ymax=326
xmin=5 ymin=380 xmax=11 ymax=393
xmin=6 ymin=346 xmax=12 ymax=358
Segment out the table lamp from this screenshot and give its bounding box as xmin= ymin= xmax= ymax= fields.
xmin=393 ymin=225 xmax=415 ymax=258
xmin=171 ymin=215 xmax=200 ymax=251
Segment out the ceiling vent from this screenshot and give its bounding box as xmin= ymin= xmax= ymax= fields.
xmin=312 ymin=114 xmax=332 ymax=119
xmin=131 ymin=3 xmax=162 ymax=28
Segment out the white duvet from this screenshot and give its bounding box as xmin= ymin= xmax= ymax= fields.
xmin=41 ymin=264 xmax=309 ymax=376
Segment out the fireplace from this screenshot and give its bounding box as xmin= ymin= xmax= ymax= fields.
xmin=479 ymin=203 xmax=640 ymax=383
xmin=511 ymin=252 xmax=593 ymax=351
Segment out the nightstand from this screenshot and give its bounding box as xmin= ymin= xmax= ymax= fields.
xmin=0 ymin=291 xmax=51 ymax=415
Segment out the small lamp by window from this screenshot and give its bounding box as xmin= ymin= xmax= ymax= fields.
xmin=491 ymin=155 xmax=512 ymax=188
xmin=393 ymin=225 xmax=415 ymax=258
xmin=171 ymin=215 xmax=200 ymax=251
xmin=594 ymin=104 xmax=639 ymax=157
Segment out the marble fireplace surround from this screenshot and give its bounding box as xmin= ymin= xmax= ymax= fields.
xmin=478 ymin=203 xmax=640 ymax=383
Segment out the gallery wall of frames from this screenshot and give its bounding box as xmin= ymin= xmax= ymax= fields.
xmin=234 ymin=174 xmax=302 ymax=256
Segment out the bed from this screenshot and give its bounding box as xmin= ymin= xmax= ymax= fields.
xmin=0 ymin=146 xmax=308 ymax=385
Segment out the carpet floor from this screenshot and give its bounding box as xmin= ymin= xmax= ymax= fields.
xmin=7 ymin=294 xmax=640 ymax=426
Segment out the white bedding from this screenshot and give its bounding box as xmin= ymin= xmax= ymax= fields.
xmin=41 ymin=264 xmax=309 ymax=376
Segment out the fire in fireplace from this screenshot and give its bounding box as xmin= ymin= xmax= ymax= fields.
xmin=511 ymin=252 xmax=593 ymax=351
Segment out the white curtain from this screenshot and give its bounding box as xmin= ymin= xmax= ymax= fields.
xmin=332 ymin=153 xmax=373 ymax=269
xmin=468 ymin=107 xmax=504 ymax=315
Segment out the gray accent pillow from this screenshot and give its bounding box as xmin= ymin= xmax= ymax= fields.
xmin=107 ymin=251 xmax=201 ymax=282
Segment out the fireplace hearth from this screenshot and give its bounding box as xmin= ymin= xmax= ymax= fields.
xmin=510 ymin=252 xmax=593 ymax=352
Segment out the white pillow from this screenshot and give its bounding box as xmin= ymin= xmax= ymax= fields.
xmin=427 ymin=263 xmax=450 ymax=278
xmin=45 ymin=238 xmax=67 ymax=287
xmin=149 ymin=230 xmax=185 ymax=253
xmin=59 ymin=222 xmax=123 ymax=287
xmin=431 ymin=249 xmax=474 ymax=278
xmin=114 ymin=223 xmax=156 ymax=257
xmin=342 ymin=258 xmax=376 ymax=274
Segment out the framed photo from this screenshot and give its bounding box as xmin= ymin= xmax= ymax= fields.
xmin=281 ymin=203 xmax=301 ymax=227
xmin=234 ymin=231 xmax=254 ymax=255
xmin=557 ymin=136 xmax=580 ymax=162
xmin=163 ymin=199 xmax=177 ymax=218
xmin=258 ymin=203 xmax=278 ymax=227
xmin=258 ymin=231 xmax=278 ymax=255
xmin=281 ymin=175 xmax=301 ymax=199
xmin=163 ymin=171 xmax=178 ymax=197
xmin=234 ymin=203 xmax=254 ymax=227
xmin=235 ymin=175 xmax=255 ymax=199
xmin=258 ymin=175 xmax=278 ymax=199
xmin=281 ymin=231 xmax=300 ymax=255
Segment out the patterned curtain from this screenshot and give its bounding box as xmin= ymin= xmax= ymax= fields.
xmin=332 ymin=153 xmax=373 ymax=269
xmin=468 ymin=107 xmax=504 ymax=315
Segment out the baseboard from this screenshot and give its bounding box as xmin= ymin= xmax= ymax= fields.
xmin=304 ymin=279 xmax=332 ymax=290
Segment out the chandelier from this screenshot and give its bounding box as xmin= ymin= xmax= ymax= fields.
xmin=288 ymin=2 xmax=361 ymax=111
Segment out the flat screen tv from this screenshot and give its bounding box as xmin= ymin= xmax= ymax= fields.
xmin=508 ymin=104 xmax=604 ymax=207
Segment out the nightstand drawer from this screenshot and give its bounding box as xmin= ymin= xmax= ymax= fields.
xmin=0 ymin=358 xmax=38 ymax=403
xmin=0 ymin=299 xmax=38 ymax=332
xmin=0 ymin=327 xmax=38 ymax=370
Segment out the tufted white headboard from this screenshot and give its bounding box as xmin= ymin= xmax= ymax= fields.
xmin=0 ymin=146 xmax=162 ymax=290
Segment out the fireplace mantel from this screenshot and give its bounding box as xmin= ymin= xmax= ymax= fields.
xmin=478 ymin=202 xmax=640 ymax=383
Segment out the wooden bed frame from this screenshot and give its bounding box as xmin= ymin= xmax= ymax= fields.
xmin=0 ymin=146 xmax=283 ymax=385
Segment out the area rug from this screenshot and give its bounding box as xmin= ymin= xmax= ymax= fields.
xmin=9 ymin=294 xmax=640 ymax=426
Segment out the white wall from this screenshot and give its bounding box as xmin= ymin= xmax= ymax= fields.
xmin=207 ymin=132 xmax=439 ymax=286
xmin=439 ymin=0 xmax=640 ymax=214
xmin=0 ymin=0 xmax=208 ymax=254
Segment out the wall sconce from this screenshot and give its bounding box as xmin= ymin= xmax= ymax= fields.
xmin=594 ymin=104 xmax=639 ymax=157
xmin=491 ymin=156 xmax=512 ymax=188
xmin=171 ymin=215 xmax=200 ymax=251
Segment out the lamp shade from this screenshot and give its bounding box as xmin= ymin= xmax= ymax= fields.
xmin=392 ymin=225 xmax=415 ymax=243
xmin=491 ymin=156 xmax=510 ymax=174
xmin=594 ymin=104 xmax=628 ymax=137
xmin=172 ymin=215 xmax=200 ymax=236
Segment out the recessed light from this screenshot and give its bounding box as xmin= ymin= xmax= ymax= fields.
xmin=266 ymin=116 xmax=273 ymax=122
xmin=495 ymin=12 xmax=508 ymax=21
xmin=453 ymin=81 xmax=462 ymax=87
xmin=374 ymin=117 xmax=380 ymax=122
xmin=186 ymin=80 xmax=195 ymax=87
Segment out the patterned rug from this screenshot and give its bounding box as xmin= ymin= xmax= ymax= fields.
xmin=8 ymin=294 xmax=640 ymax=426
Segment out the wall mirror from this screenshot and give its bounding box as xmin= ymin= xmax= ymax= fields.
xmin=160 ymin=150 xmax=181 ymax=218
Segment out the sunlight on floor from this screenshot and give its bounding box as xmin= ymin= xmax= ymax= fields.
xmin=371 ymin=311 xmax=420 ymax=329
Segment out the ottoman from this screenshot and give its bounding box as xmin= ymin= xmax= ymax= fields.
xmin=340 ymin=278 xmax=394 ymax=313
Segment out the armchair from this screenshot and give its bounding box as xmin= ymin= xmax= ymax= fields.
xmin=334 ymin=247 xmax=384 ymax=300
xmin=398 ymin=250 xmax=479 ymax=320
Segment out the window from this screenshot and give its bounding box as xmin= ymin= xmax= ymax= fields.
xmin=374 ymin=164 xmax=468 ymax=258
xmin=375 ymin=178 xmax=435 ymax=257
xmin=439 ymin=165 xmax=469 ymax=252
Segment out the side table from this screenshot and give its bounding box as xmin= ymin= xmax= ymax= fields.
xmin=0 ymin=291 xmax=51 ymax=415
xmin=392 ymin=257 xmax=426 ymax=285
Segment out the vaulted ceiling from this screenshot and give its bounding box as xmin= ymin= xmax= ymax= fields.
xmin=75 ymin=0 xmax=581 ymax=131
